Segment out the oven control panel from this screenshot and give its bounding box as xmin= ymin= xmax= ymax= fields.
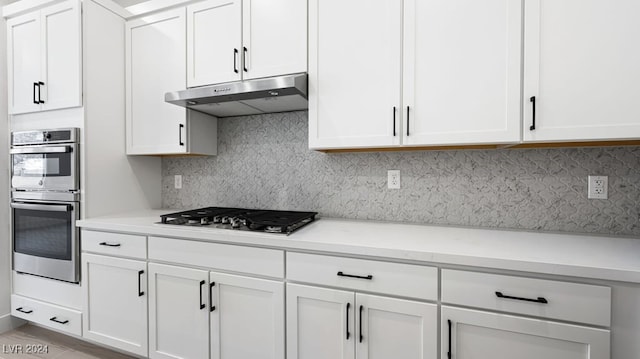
xmin=12 ymin=128 xmax=78 ymax=146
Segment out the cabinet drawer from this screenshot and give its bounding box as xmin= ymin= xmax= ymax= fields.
xmin=441 ymin=269 xmax=611 ymax=326
xmin=82 ymin=230 xmax=147 ymax=259
xmin=287 ymin=252 xmax=438 ymax=301
xmin=148 ymin=236 xmax=284 ymax=278
xmin=11 ymin=295 xmax=82 ymax=336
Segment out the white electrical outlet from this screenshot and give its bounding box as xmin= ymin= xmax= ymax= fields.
xmin=588 ymin=175 xmax=607 ymax=199
xmin=388 ymin=170 xmax=400 ymax=189
xmin=174 ymin=175 xmax=183 ymax=189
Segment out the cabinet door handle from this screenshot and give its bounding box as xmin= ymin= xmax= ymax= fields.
xmin=495 ymin=291 xmax=548 ymax=304
xmin=337 ymin=271 xmax=373 ymax=280
xmin=50 ymin=317 xmax=69 ymax=325
xmin=406 ymin=106 xmax=410 ymax=136
xmin=529 ymin=96 xmax=536 ymax=131
xmin=33 ymin=83 xmax=39 ymax=104
xmin=243 ymin=47 xmax=248 ymax=72
xmin=346 ymin=302 xmax=351 ymax=340
xmin=393 ymin=107 xmax=397 ymax=137
xmin=233 ymin=48 xmax=239 ymax=74
xmin=16 ymin=307 xmax=33 ymax=314
xmin=38 ymin=81 xmax=45 ymax=104
xmin=179 ymin=124 xmax=185 ymax=146
xmin=99 ymin=242 xmax=121 ymax=247
xmin=138 ymin=270 xmax=145 ymax=297
xmin=447 ymin=319 xmax=452 ymax=359
xmin=199 ymin=280 xmax=206 ymax=310
xmin=209 ymin=282 xmax=216 ymax=312
xmin=359 ymin=305 xmax=364 ymax=343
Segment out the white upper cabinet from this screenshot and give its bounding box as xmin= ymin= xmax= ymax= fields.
xmin=187 ymin=0 xmax=242 ymax=87
xmin=126 ymin=8 xmax=218 ymax=155
xmin=523 ymin=0 xmax=640 ymax=142
xmin=242 ymin=0 xmax=307 ymax=80
xmin=187 ymin=0 xmax=307 ymax=88
xmin=308 ymin=0 xmax=402 ymax=149
xmin=7 ymin=0 xmax=81 ymax=115
xmin=403 ymin=0 xmax=522 ymax=146
xmin=309 ymin=0 xmax=521 ymax=150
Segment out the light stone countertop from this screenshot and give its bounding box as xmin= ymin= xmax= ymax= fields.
xmin=77 ymin=210 xmax=640 ymax=284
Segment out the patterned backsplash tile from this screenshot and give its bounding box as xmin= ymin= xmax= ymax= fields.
xmin=163 ymin=111 xmax=640 ymax=237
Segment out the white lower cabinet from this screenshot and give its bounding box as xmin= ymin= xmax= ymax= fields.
xmin=148 ymin=262 xmax=285 ymax=359
xmin=286 ymin=283 xmax=438 ymax=359
xmin=82 ymin=254 xmax=148 ymax=357
xmin=442 ymin=306 xmax=610 ymax=359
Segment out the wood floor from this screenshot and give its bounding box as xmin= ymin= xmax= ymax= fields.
xmin=0 ymin=325 xmax=135 ymax=359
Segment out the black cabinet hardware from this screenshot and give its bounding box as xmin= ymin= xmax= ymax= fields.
xmin=209 ymin=282 xmax=216 ymax=312
xmin=50 ymin=317 xmax=69 ymax=325
xmin=233 ymin=48 xmax=239 ymax=74
xmin=359 ymin=305 xmax=364 ymax=343
xmin=243 ymin=47 xmax=248 ymax=72
xmin=447 ymin=319 xmax=452 ymax=359
xmin=16 ymin=307 xmax=33 ymax=314
xmin=393 ymin=107 xmax=397 ymax=136
xmin=337 ymin=271 xmax=373 ymax=280
xmin=529 ymin=96 xmax=536 ymax=130
xmin=199 ymin=280 xmax=206 ymax=310
xmin=179 ymin=124 xmax=185 ymax=146
xmin=346 ymin=302 xmax=351 ymax=340
xmin=38 ymin=81 xmax=45 ymax=103
xmin=99 ymin=242 xmax=121 ymax=247
xmin=33 ymin=83 xmax=39 ymax=104
xmin=406 ymin=106 xmax=410 ymax=136
xmin=495 ymin=291 xmax=548 ymax=304
xmin=138 ymin=270 xmax=145 ymax=297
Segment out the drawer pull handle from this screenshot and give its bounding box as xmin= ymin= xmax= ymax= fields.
xmin=346 ymin=302 xmax=351 ymax=340
xmin=99 ymin=242 xmax=121 ymax=247
xmin=138 ymin=270 xmax=145 ymax=297
xmin=359 ymin=305 xmax=364 ymax=343
xmin=50 ymin=317 xmax=69 ymax=325
xmin=495 ymin=291 xmax=548 ymax=304
xmin=199 ymin=280 xmax=206 ymax=310
xmin=447 ymin=319 xmax=452 ymax=359
xmin=16 ymin=307 xmax=33 ymax=314
xmin=337 ymin=271 xmax=373 ymax=280
xmin=209 ymin=282 xmax=216 ymax=312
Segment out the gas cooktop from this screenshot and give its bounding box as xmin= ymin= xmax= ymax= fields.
xmin=159 ymin=207 xmax=318 ymax=235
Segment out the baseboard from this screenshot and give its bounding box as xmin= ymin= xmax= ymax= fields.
xmin=0 ymin=313 xmax=26 ymax=334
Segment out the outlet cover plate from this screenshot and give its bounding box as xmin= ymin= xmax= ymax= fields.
xmin=388 ymin=170 xmax=400 ymax=189
xmin=588 ymin=175 xmax=607 ymax=199
xmin=174 ymin=175 xmax=182 ymax=189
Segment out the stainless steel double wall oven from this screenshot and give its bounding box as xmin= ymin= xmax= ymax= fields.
xmin=10 ymin=128 xmax=80 ymax=283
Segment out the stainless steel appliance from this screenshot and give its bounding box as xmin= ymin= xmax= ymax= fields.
xmin=10 ymin=128 xmax=80 ymax=283
xmin=160 ymin=207 xmax=317 ymax=235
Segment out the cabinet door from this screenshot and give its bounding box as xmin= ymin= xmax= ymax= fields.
xmin=7 ymin=11 xmax=41 ymax=114
xmin=242 ymin=0 xmax=307 ymax=80
xmin=308 ymin=0 xmax=402 ymax=149
xmin=126 ymin=8 xmax=188 ymax=155
xmin=403 ymin=0 xmax=521 ymax=146
xmin=210 ymin=272 xmax=284 ymax=359
xmin=40 ymin=0 xmax=82 ymax=111
xmin=82 ymin=254 xmax=148 ymax=357
xmin=523 ymin=0 xmax=640 ymax=142
xmin=356 ymin=294 xmax=437 ymax=359
xmin=442 ymin=306 xmax=610 ymax=359
xmin=286 ymin=283 xmax=355 ymax=359
xmin=149 ymin=263 xmax=209 ymax=359
xmin=187 ymin=0 xmax=241 ymax=87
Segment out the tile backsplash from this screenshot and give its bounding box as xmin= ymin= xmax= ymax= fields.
xmin=163 ymin=111 xmax=640 ymax=237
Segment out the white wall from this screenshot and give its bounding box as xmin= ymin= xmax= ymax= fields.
xmin=0 ymin=0 xmax=13 ymax=333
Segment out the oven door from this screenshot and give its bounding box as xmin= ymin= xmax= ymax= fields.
xmin=11 ymin=200 xmax=80 ymax=283
xmin=10 ymin=144 xmax=78 ymax=191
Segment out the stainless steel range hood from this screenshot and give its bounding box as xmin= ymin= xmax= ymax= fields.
xmin=165 ymin=73 xmax=307 ymax=118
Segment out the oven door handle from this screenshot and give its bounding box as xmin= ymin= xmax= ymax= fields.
xmin=10 ymin=146 xmax=73 ymax=154
xmin=11 ymin=202 xmax=72 ymax=212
